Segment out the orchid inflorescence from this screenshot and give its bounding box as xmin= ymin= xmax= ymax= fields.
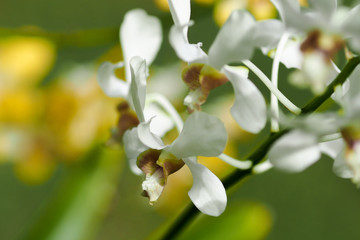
xmin=97 ymin=0 xmax=360 ymax=217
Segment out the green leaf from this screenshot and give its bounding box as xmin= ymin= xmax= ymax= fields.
xmin=24 ymin=146 xmax=124 ymax=240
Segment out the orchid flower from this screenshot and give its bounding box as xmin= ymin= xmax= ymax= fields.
xmin=97 ymin=9 xmax=174 ymax=139
xmin=269 ymin=66 xmax=360 ymax=187
xmin=167 ymin=0 xmax=285 ymax=134
xmin=269 ymin=0 xmax=360 ymax=94
xmin=123 ymin=56 xmax=228 ymax=216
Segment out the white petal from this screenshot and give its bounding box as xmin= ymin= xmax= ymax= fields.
xmin=143 ymin=103 xmax=174 ymax=137
xmin=348 ymin=37 xmax=360 ymax=55
xmin=222 ymin=65 xmax=266 ymax=134
xmin=268 ymin=130 xmax=321 ymax=172
xmin=253 ymin=160 xmax=274 ymax=174
xmin=333 ymin=148 xmax=353 ymax=179
xmin=123 ymin=128 xmax=149 ymax=175
xmin=97 ymin=61 xmax=129 ymax=98
xmin=120 ymin=9 xmax=162 ymax=79
xmin=279 ymin=39 xmax=303 ymax=69
xmin=129 ymin=56 xmax=147 ymax=121
xmin=253 ymin=19 xmax=285 ymax=52
xmin=166 ymin=112 xmax=227 ymax=159
xmin=168 ymin=0 xmax=191 ymax=38
xmin=340 ymin=5 xmax=360 ymax=34
xmin=137 ymin=120 xmax=166 ymax=150
xmin=308 ymin=0 xmax=337 ymax=20
xmin=270 ymin=0 xmax=313 ymax=33
xmin=319 ymin=138 xmax=344 ymax=159
xmin=169 ymin=26 xmax=208 ymax=64
xmin=208 ymin=10 xmax=256 ymax=69
xmin=184 ymin=157 xmax=227 ymax=217
xmin=348 ymin=66 xmax=360 ymax=101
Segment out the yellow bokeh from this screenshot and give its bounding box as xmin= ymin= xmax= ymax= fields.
xmin=154 ymin=0 xmax=170 ymax=11
xmin=214 ymin=0 xmax=276 ymax=26
xmin=44 ymin=68 xmax=118 ymax=161
xmin=247 ymin=0 xmax=276 ymax=20
xmin=0 ymin=36 xmax=56 ymax=88
xmin=298 ymin=0 xmax=308 ymax=7
xmin=0 ymin=88 xmax=43 ymax=124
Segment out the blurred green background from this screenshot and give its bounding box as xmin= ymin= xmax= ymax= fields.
xmin=1 ymin=0 xmax=360 ymax=239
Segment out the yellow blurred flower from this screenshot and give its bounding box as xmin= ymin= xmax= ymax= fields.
xmin=44 ymin=65 xmax=118 ymax=161
xmin=298 ymin=0 xmax=308 ymax=7
xmin=0 ymin=36 xmax=55 ymax=88
xmin=0 ymin=88 xmax=43 ymax=124
xmin=214 ymin=0 xmax=276 ymax=26
xmin=247 ymin=0 xmax=277 ymax=20
xmin=154 ymin=0 xmax=170 ymax=11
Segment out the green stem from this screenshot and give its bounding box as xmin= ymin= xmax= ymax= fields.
xmin=160 ymin=56 xmax=360 ymax=240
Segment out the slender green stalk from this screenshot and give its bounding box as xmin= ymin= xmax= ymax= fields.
xmin=160 ymin=56 xmax=360 ymax=240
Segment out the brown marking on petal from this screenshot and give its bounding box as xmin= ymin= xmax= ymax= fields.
xmin=157 ymin=151 xmax=184 ymax=182
xmin=137 ymin=149 xmax=162 ymax=175
xmin=113 ymin=101 xmax=140 ymax=139
xmin=162 ymin=160 xmax=185 ymax=180
xmin=182 ymin=63 xmax=204 ymax=90
xmin=301 ymin=30 xmax=345 ymax=63
xmin=300 ymin=30 xmax=321 ymax=53
xmin=341 ymin=122 xmax=360 ymax=149
xmin=200 ymin=65 xmax=229 ymax=99
xmin=116 ymin=101 xmax=130 ymax=112
xmin=117 ymin=112 xmax=140 ymax=138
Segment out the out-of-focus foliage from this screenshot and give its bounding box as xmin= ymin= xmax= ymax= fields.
xmin=1 ymin=0 xmax=360 ymax=240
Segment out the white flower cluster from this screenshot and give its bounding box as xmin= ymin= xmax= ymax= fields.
xmin=97 ymin=0 xmax=360 ymax=216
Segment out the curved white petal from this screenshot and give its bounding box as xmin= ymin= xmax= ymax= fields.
xmin=137 ymin=120 xmax=166 ymax=150
xmin=270 ymin=0 xmax=313 ymax=33
xmin=129 ymin=56 xmax=147 ymax=121
xmin=308 ymin=0 xmax=337 ymax=20
xmin=222 ymin=65 xmax=266 ymax=134
xmin=333 ymin=148 xmax=353 ymax=179
xmin=208 ymin=10 xmax=256 ymax=69
xmin=319 ymin=138 xmax=344 ymax=159
xmin=168 ymin=0 xmax=191 ymax=38
xmin=97 ymin=61 xmax=129 ymax=98
xmin=166 ymin=112 xmax=227 ymax=159
xmin=120 ymin=9 xmax=162 ymax=79
xmin=340 ymin=5 xmax=360 ymax=33
xmin=123 ymin=128 xmax=149 ymax=175
xmin=268 ymin=130 xmax=321 ymax=172
xmin=279 ymin=39 xmax=303 ymax=69
xmin=184 ymin=157 xmax=227 ymax=217
xmin=143 ymin=103 xmax=174 ymax=137
xmin=254 ymin=19 xmax=285 ymax=52
xmin=169 ymin=26 xmax=208 ymax=64
xmin=347 ymin=66 xmax=360 ymax=101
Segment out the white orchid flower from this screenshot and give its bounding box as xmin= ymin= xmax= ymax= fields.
xmin=269 ymin=0 xmax=360 ymax=94
xmin=123 ymin=56 xmax=228 ymax=216
xmin=97 ymin=9 xmax=162 ymax=99
xmin=168 ymin=0 xmax=281 ymax=134
xmin=97 ymin=9 xmax=175 ymax=140
xmin=269 ymin=66 xmax=360 ymax=186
